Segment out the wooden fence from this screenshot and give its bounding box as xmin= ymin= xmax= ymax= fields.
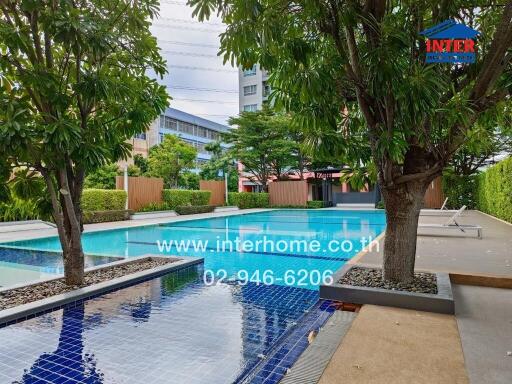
xmin=424 ymin=177 xmax=445 ymax=208
xmin=200 ymin=180 xmax=225 ymax=206
xmin=116 ymin=176 xmax=163 ymax=211
xmin=269 ymin=180 xmax=308 ymax=206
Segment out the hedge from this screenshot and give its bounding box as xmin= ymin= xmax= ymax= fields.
xmin=175 ymin=205 xmax=215 ymax=215
xmin=82 ymin=210 xmax=131 ymax=224
xmin=476 ymin=157 xmax=512 ymax=223
xmin=81 ymin=189 xmax=127 ymax=211
xmin=442 ymin=174 xmax=479 ymax=209
xmin=162 ymin=189 xmax=211 ymax=209
xmin=228 ymin=192 xmax=269 ymax=209
xmin=307 ymin=200 xmax=324 ymax=209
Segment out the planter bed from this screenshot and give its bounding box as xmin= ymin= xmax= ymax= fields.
xmin=0 ymin=255 xmax=203 ymax=325
xmin=320 ymin=264 xmax=454 ymax=314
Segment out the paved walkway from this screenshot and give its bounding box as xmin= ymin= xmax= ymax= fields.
xmin=0 ymin=208 xmax=268 ymax=243
xmin=453 ymin=284 xmax=512 ymax=384
xmin=358 ymin=210 xmax=512 ymax=279
xmin=317 ymin=305 xmax=468 ymax=384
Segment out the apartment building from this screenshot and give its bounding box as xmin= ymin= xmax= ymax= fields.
xmin=238 ymin=64 xmax=271 ymax=113
xmin=119 ymin=107 xmax=229 ymax=170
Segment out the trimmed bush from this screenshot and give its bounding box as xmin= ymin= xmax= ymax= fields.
xmin=476 ymin=157 xmax=512 ymax=223
xmin=162 ymin=189 xmax=211 ymax=209
xmin=228 ymin=192 xmax=269 ymax=209
xmin=82 ymin=210 xmax=131 ymax=224
xmin=307 ymin=200 xmax=324 ymax=209
xmin=175 ymin=205 xmax=214 ymax=215
xmin=81 ymin=189 xmax=127 ymax=211
xmin=442 ymin=174 xmax=479 ymax=209
xmin=138 ymin=202 xmax=172 ymax=212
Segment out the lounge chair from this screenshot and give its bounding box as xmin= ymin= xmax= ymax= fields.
xmin=418 ymin=205 xmax=483 ymax=239
xmin=420 ymin=198 xmax=466 ymax=216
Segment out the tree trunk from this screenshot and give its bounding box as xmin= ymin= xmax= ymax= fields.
xmin=380 ymin=180 xmax=429 ymax=282
xmin=62 ymin=226 xmax=85 ymax=285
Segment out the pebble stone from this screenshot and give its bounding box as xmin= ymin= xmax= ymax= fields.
xmin=0 ymin=258 xmax=174 ymax=311
xmin=338 ymin=267 xmax=438 ymax=295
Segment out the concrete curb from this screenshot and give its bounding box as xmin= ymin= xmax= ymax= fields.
xmin=0 ymin=256 xmax=203 ymax=326
xmin=320 ymin=264 xmax=455 ymax=314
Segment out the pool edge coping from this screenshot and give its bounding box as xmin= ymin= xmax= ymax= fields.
xmin=0 ymin=256 xmax=203 ymax=326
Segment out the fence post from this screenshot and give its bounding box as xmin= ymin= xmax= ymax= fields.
xmin=123 ymin=166 xmax=129 ymax=210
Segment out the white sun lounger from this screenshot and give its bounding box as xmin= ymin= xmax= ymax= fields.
xmin=420 ymin=198 xmax=466 ymax=216
xmin=418 ymin=205 xmax=482 ymax=239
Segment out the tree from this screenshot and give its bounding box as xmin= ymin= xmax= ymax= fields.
xmin=84 ymin=164 xmax=119 ymax=189
xmin=0 ymin=1 xmax=168 ymax=285
xmin=147 ymin=134 xmax=197 ymax=188
xmin=192 ymin=0 xmax=512 ymax=282
xmin=200 ymin=141 xmax=239 ymax=191
xmin=134 ymin=154 xmax=149 ymax=174
xmin=225 ymin=109 xmax=297 ymax=191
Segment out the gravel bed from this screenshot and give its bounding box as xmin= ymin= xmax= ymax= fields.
xmin=0 ymin=257 xmax=177 ymax=311
xmin=338 ymin=266 xmax=438 ymax=294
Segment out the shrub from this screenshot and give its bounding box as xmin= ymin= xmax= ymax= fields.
xmin=138 ymin=202 xmax=172 ymax=212
xmin=271 ymin=204 xmax=307 ymax=208
xmin=162 ymin=189 xmax=211 ymax=209
xmin=476 ymin=157 xmax=512 ymax=223
xmin=175 ymin=205 xmax=214 ymax=215
xmin=228 ymin=192 xmax=269 ymax=209
xmin=442 ymin=173 xmax=479 ymax=209
xmin=81 ymin=189 xmax=127 ymax=211
xmin=375 ymin=200 xmax=385 ymax=209
xmin=307 ymin=200 xmax=324 ymax=209
xmin=82 ymin=210 xmax=131 ymax=224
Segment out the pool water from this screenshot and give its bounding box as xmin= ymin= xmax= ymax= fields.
xmin=0 ymin=265 xmax=334 ymax=384
xmin=0 ymin=209 xmax=385 ymax=383
xmin=2 ymin=210 xmax=386 ymax=290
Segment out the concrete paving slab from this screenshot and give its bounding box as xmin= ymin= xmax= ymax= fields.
xmin=453 ymin=284 xmax=512 ymax=384
xmin=317 ymin=305 xmax=469 ymax=384
xmin=359 ymin=211 xmax=512 ymax=279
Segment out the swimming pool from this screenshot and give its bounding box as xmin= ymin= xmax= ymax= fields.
xmin=0 ymin=209 xmax=386 ymax=383
xmin=1 ymin=210 xmax=386 ymax=289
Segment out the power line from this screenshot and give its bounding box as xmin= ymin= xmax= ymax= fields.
xmin=167 ymin=85 xmax=238 ymax=93
xmin=168 ymin=64 xmax=237 ymax=73
xmin=158 ymin=39 xmax=219 ymax=49
xmin=152 ymin=22 xmax=222 ymax=33
xmin=161 ymin=50 xmax=220 ymax=59
xmin=172 ymin=97 xmax=238 ymax=104
xmin=157 ymin=16 xmax=225 ymax=28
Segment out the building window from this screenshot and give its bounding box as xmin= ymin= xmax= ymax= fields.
xmin=134 ymin=133 xmax=146 ymax=140
xmin=263 ymin=82 xmax=271 ymax=97
xmin=178 ymin=121 xmax=195 ymax=135
xmin=243 ymin=104 xmax=258 ymax=112
xmin=160 ymin=116 xmax=178 ymax=130
xmin=243 ymin=84 xmax=257 ymax=96
xmin=243 ymin=65 xmax=257 ymax=77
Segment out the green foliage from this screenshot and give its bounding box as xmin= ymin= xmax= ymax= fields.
xmin=476 ymin=157 xmax=512 ymax=223
xmin=81 ymin=189 xmax=127 ymax=212
xmin=138 ymin=202 xmax=171 ymax=212
xmin=147 ymin=135 xmax=197 ymax=188
xmin=224 ymin=108 xmax=303 ymax=190
xmin=442 ymin=173 xmax=479 ymax=209
xmin=199 ymin=141 xmax=239 ymax=192
xmin=162 ymin=189 xmax=211 ymax=210
xmin=179 ymin=172 xmax=200 ymax=190
xmin=228 ymin=192 xmax=269 ymax=209
xmin=84 ymin=164 xmax=119 ymax=189
xmin=175 ymin=205 xmax=215 ymax=215
xmin=375 ymin=200 xmax=385 ymax=209
xmin=0 ymin=196 xmax=43 ymax=222
xmin=134 ymin=154 xmax=149 ymax=174
xmin=82 ymin=210 xmax=131 ymax=224
xmin=307 ymin=200 xmax=324 ymax=209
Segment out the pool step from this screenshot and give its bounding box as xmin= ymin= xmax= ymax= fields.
xmin=279 ymin=310 xmax=357 ymax=384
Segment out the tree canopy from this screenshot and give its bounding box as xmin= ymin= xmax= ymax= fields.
xmin=147 ymin=134 xmax=197 ymax=188
xmin=191 ymin=0 xmax=512 ymax=281
xmin=0 ymin=0 xmax=168 ymax=284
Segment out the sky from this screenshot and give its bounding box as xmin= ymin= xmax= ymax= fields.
xmin=150 ymin=0 xmax=239 ymax=125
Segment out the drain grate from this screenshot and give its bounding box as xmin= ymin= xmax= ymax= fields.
xmin=280 ymin=310 xmax=357 ymax=384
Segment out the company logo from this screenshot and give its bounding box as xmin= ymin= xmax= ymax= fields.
xmin=420 ymin=19 xmax=480 ymax=63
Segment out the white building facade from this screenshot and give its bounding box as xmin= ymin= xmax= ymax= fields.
xmin=238 ymin=64 xmax=271 ymax=113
